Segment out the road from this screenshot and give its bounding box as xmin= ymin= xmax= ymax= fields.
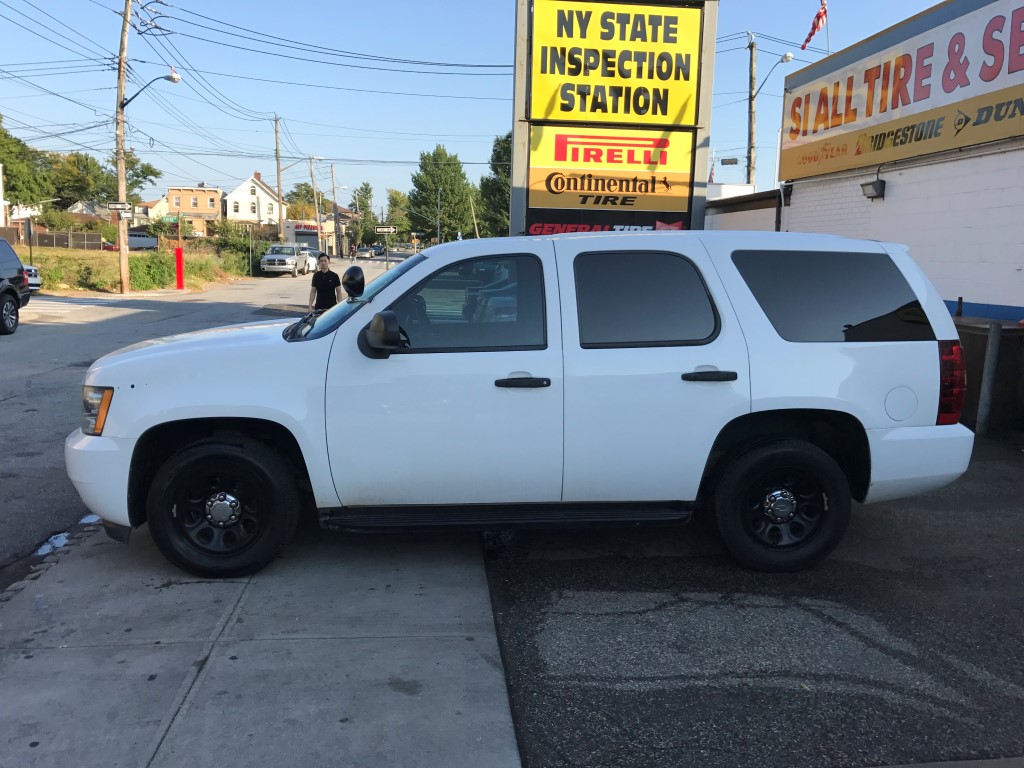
xmin=0 ymin=261 xmax=387 ymax=568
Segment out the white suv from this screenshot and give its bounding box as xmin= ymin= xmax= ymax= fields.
xmin=66 ymin=232 xmax=973 ymax=577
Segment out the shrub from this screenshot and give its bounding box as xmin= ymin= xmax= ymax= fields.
xmin=129 ymin=251 xmax=176 ymax=291
xmin=184 ymin=257 xmax=216 ymax=282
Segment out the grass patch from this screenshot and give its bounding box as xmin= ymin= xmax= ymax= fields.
xmin=13 ymin=245 xmax=253 ymax=293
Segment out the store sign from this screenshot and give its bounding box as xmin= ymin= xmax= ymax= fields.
xmin=530 ymin=0 xmax=702 ymax=127
xmin=528 ymin=125 xmax=693 ymax=212
xmin=781 ymin=0 xmax=1024 ymax=179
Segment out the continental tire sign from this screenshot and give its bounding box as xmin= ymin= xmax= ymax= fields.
xmin=512 ymin=0 xmax=716 ymax=234
xmin=781 ymin=0 xmax=1024 ymax=180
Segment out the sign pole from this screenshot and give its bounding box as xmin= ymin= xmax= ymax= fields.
xmin=509 ymin=0 xmax=530 ymax=236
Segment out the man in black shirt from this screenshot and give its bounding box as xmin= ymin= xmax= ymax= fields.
xmin=308 ymin=253 xmax=342 ymax=312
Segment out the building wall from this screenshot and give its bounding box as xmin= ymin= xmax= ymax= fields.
xmin=224 ymin=179 xmax=285 ymax=224
xmin=705 ymin=205 xmax=776 ymax=231
xmin=166 ymin=187 xmax=222 ymax=236
xmin=783 ymin=139 xmax=1024 ymax=320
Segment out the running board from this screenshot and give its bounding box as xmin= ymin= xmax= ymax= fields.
xmin=318 ymin=502 xmax=692 ymax=531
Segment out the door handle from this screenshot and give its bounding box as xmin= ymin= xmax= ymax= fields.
xmin=495 ymin=377 xmax=551 ymax=388
xmin=681 ymin=370 xmax=738 ymax=382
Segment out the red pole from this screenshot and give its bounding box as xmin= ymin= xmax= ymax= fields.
xmin=175 ymin=246 xmax=184 ymax=290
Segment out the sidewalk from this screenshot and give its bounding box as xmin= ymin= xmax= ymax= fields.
xmin=0 ymin=522 xmax=520 ymax=768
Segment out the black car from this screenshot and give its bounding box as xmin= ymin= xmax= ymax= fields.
xmin=0 ymin=237 xmax=31 ymax=335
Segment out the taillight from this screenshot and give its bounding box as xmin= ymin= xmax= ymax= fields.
xmin=937 ymin=340 xmax=966 ymax=425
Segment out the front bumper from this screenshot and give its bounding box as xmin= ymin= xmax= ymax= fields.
xmin=863 ymin=423 xmax=975 ymax=503
xmin=261 ymin=263 xmax=296 ymax=274
xmin=65 ymin=430 xmax=136 ymax=528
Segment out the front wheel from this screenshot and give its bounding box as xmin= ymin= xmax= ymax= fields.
xmin=146 ymin=440 xmax=301 ymax=577
xmin=0 ymin=294 xmax=19 ymax=335
xmin=714 ymin=441 xmax=851 ymax=572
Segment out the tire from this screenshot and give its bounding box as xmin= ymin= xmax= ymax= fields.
xmin=146 ymin=439 xmax=301 ymax=577
xmin=714 ymin=440 xmax=851 ymax=572
xmin=291 ymin=266 xmax=298 ymax=277
xmin=0 ymin=293 xmax=18 ymax=335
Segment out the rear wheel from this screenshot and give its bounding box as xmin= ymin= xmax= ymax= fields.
xmin=0 ymin=294 xmax=18 ymax=335
xmin=146 ymin=440 xmax=301 ymax=577
xmin=714 ymin=441 xmax=850 ymax=572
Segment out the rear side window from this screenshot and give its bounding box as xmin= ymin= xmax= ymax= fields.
xmin=575 ymin=251 xmax=718 ymax=347
xmin=0 ymin=239 xmax=21 ymax=271
xmin=732 ymin=250 xmax=935 ymax=343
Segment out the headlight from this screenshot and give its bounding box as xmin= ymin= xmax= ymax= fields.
xmin=82 ymin=386 xmax=114 ymax=436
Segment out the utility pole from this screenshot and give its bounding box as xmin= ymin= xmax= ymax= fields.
xmin=436 ymin=186 xmax=442 ymax=244
xmin=747 ymin=32 xmax=757 ymax=187
xmin=115 ymin=0 xmax=132 ymax=294
xmin=309 ymin=157 xmax=322 ymax=251
xmin=274 ymin=116 xmax=285 ymax=243
xmin=468 ymin=192 xmax=480 ymax=238
xmin=330 ymin=163 xmax=340 ymax=257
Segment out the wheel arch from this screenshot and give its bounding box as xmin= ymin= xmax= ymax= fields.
xmin=698 ymin=409 xmax=871 ymax=505
xmin=128 ymin=417 xmax=313 ymax=528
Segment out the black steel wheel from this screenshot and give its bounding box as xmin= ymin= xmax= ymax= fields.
xmin=0 ymin=294 xmax=19 ymax=335
xmin=715 ymin=441 xmax=850 ymax=572
xmin=146 ymin=440 xmax=300 ymax=577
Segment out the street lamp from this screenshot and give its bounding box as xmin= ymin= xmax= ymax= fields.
xmin=746 ymin=35 xmax=793 ymax=188
xmin=116 ymin=67 xmax=180 ymax=293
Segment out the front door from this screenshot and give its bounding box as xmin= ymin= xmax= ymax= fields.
xmin=555 ymin=238 xmax=751 ymax=503
xmin=325 ymin=243 xmax=563 ymax=507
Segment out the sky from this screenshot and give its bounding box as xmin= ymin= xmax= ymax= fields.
xmin=0 ymin=0 xmax=940 ymax=211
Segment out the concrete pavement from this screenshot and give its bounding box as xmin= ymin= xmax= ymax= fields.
xmin=0 ymin=521 xmax=520 ymax=768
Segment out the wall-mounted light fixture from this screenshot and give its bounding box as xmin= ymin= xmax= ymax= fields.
xmin=860 ymin=178 xmax=886 ymax=200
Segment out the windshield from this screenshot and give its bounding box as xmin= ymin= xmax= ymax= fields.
xmin=304 ymin=254 xmax=426 ymax=340
xmin=267 ymin=245 xmax=296 ymax=255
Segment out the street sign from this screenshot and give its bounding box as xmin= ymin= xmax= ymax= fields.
xmin=375 ymin=225 xmax=397 ymax=234
xmin=107 ymin=202 xmax=132 ymax=211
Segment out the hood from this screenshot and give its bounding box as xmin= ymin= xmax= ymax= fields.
xmin=90 ymin=319 xmax=293 ymax=373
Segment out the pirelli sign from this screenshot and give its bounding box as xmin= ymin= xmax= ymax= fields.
xmin=529 ymin=127 xmax=693 ymax=212
xmin=511 ymin=0 xmax=717 ymax=234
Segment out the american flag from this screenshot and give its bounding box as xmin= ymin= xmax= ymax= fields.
xmin=801 ymin=0 xmax=827 ymax=50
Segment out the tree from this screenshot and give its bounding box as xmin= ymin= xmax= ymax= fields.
xmin=348 ymin=181 xmax=378 ymax=247
xmin=408 ymin=145 xmax=474 ymax=243
xmin=48 ymin=152 xmax=115 ymax=208
xmin=122 ymin=150 xmax=162 ymax=202
xmin=0 ymin=116 xmax=55 ymax=204
xmin=386 ymin=188 xmax=412 ymax=243
xmin=479 ymin=131 xmax=512 ymax=238
xmin=286 ymin=182 xmax=331 ymax=215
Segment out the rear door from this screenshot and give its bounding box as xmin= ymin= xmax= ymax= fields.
xmin=556 ymin=236 xmax=751 ymax=503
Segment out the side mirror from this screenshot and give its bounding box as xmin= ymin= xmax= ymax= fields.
xmin=359 ymin=311 xmax=401 ymax=358
xmin=342 ymin=265 xmax=365 ymax=298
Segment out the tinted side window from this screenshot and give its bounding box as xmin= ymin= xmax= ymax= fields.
xmin=391 ymin=254 xmax=545 ymax=352
xmin=731 ymin=250 xmax=936 ymax=343
xmin=0 ymin=240 xmax=21 ymax=272
xmin=575 ymin=251 xmax=718 ymax=347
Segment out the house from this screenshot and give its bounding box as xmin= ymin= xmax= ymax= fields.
xmin=223 ymin=172 xmax=286 ymax=225
xmin=165 ymin=184 xmax=222 ymax=236
xmin=67 ymin=200 xmax=114 ymax=222
xmin=131 ymin=196 xmax=168 ymax=228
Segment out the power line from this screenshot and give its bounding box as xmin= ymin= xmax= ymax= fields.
xmin=13 ymin=0 xmax=116 ymax=58
xmin=132 ymin=60 xmax=512 ymax=102
xmin=169 ymin=31 xmax=512 ymax=76
xmin=163 ymin=3 xmax=511 ymax=70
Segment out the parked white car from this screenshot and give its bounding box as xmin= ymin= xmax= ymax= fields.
xmin=66 ymin=232 xmax=973 ymax=577
xmin=260 ymin=244 xmax=316 ymax=277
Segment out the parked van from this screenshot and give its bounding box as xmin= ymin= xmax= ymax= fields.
xmin=126 ymin=233 xmax=158 ymax=250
